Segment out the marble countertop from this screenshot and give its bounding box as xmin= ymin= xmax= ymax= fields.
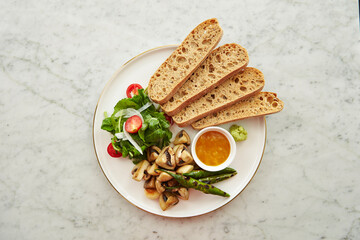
xmin=1 ymin=0 xmax=359 ymax=239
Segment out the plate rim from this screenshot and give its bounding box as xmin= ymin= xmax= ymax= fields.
xmin=92 ymin=45 xmax=267 ymax=218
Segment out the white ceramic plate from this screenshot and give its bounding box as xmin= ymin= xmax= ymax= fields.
xmin=92 ymin=45 xmax=266 ymax=218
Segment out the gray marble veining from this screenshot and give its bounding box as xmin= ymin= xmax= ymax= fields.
xmin=1 ymin=0 xmax=359 ymax=239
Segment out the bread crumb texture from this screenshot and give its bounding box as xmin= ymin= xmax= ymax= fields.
xmin=172 ymin=67 xmax=265 ymax=126
xmin=192 ymin=92 xmax=284 ymax=129
xmin=161 ymin=43 xmax=249 ymax=115
xmin=148 ymin=18 xmax=223 ymax=104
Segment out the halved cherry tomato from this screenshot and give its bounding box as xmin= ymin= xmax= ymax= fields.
xmin=164 ymin=114 xmax=174 ymax=126
xmin=125 ymin=115 xmax=143 ymax=133
xmin=107 ymin=143 xmax=122 ymax=158
xmin=126 ymin=84 xmax=143 ymax=98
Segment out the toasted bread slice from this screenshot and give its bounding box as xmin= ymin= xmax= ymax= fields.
xmin=161 ymin=43 xmax=249 ymax=116
xmin=191 ymin=92 xmax=284 ymax=129
xmin=148 ymin=18 xmax=223 ymax=104
xmin=172 ymin=67 xmax=265 ymax=127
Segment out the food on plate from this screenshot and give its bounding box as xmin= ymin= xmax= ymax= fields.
xmin=132 ymin=160 xmax=150 ymax=181
xmin=174 ymin=144 xmax=193 ymax=166
xmin=155 ymin=146 xmax=176 ymax=170
xmin=130 ymin=130 xmax=236 ymax=211
xmin=191 ymin=92 xmax=284 ymax=130
xmin=126 ymin=83 xmax=143 ymax=98
xmin=195 ymin=130 xmax=230 ymax=166
xmin=198 ymin=172 xmax=237 ymax=184
xmin=107 ymin=142 xmax=122 ymax=158
xmin=161 ymin=43 xmax=249 ymax=116
xmin=159 ymin=192 xmax=179 ymax=211
xmin=183 ymin=167 xmax=237 ymax=179
xmin=147 ymin=18 xmax=223 ymax=104
xmin=172 ymin=67 xmax=265 ymax=127
xmin=159 ymin=170 xmax=230 ymax=197
xmin=173 ymin=130 xmax=191 ymax=146
xmin=101 ymin=88 xmax=172 ymax=162
xmin=125 ymin=115 xmax=142 ymax=133
xmin=229 ymin=124 xmax=247 ymax=142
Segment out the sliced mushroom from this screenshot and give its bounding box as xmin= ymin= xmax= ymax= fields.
xmin=147 ymin=146 xmax=161 ymax=162
xmin=176 ymin=165 xmax=194 ymax=174
xmin=155 ymin=179 xmax=165 ymax=193
xmin=155 ymin=146 xmax=176 ymax=170
xmin=147 ymin=163 xmax=160 ymax=176
xmin=132 ymin=160 xmax=150 ymax=181
xmin=167 ymin=179 xmax=180 ymax=192
xmin=173 ymin=130 xmax=191 ymax=146
xmin=173 ymin=144 xmax=182 ymax=154
xmin=175 ymin=145 xmax=194 ymax=166
xmin=159 ymin=192 xmax=179 ymax=211
xmin=157 ymin=171 xmax=174 ymax=182
xmin=131 ymin=161 xmax=143 ymax=175
xmin=143 ymin=169 xmax=151 ymax=181
xmin=177 ymin=187 xmax=189 ymax=200
xmin=144 ymin=189 xmax=160 ymax=200
xmin=144 ymin=176 xmax=156 ymax=189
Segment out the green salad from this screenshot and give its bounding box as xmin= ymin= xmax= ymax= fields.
xmin=101 ymin=88 xmax=172 ymax=163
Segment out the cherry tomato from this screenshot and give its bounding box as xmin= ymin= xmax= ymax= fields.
xmin=164 ymin=114 xmax=174 ymax=126
xmin=126 ymin=84 xmax=143 ymax=98
xmin=125 ymin=115 xmax=143 ymax=133
xmin=107 ymin=143 xmax=122 ymax=158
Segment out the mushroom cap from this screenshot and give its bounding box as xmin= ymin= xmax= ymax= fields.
xmin=157 ymin=171 xmax=174 ymax=182
xmin=173 ymin=130 xmax=191 ymax=146
xmin=144 ymin=176 xmax=156 ymax=189
xmin=175 ymin=145 xmax=194 ymax=166
xmin=144 ymin=189 xmax=160 ymax=200
xmin=147 ymin=146 xmax=161 ymax=162
xmin=159 ymin=192 xmax=179 ymax=211
xmin=155 ymin=146 xmax=176 ymax=170
xmin=132 ymin=160 xmax=150 ymax=181
xmin=177 ymin=187 xmax=189 ymax=200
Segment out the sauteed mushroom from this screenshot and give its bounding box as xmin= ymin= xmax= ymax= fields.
xmin=155 ymin=146 xmax=176 ymax=170
xmin=147 ymin=163 xmax=160 ymax=176
xmin=176 ymin=165 xmax=194 ymax=174
xmin=175 ymin=145 xmax=194 ymax=166
xmin=155 ymin=179 xmax=166 ymax=193
xmin=157 ymin=171 xmax=174 ymax=182
xmin=144 ymin=189 xmax=160 ymax=200
xmin=177 ymin=187 xmax=189 ymax=200
xmin=173 ymin=130 xmax=191 ymax=146
xmin=132 ymin=160 xmax=150 ymax=181
xmin=144 ymin=176 xmax=156 ymax=189
xmin=143 ymin=170 xmax=151 ymax=181
xmin=159 ymin=192 xmax=179 ymax=211
xmin=167 ymin=179 xmax=180 ymax=192
xmin=173 ymin=144 xmax=182 ymax=154
xmin=147 ymin=146 xmax=161 ymax=162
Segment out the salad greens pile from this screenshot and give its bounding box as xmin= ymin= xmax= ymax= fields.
xmin=101 ymin=89 xmax=172 ymax=163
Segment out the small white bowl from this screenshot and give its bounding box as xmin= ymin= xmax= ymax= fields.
xmin=191 ymin=126 xmax=236 ymax=172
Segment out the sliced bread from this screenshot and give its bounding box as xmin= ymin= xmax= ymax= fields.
xmin=172 ymin=67 xmax=265 ymax=127
xmin=161 ymin=43 xmax=249 ymax=116
xmin=191 ymin=92 xmax=284 ymax=129
xmin=148 ymin=18 xmax=223 ymax=104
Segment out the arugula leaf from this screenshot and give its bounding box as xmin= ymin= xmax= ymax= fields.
xmin=101 ymin=117 xmax=114 ymax=133
xmin=113 ymin=99 xmax=138 ymax=114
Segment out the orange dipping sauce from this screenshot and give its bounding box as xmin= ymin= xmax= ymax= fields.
xmin=195 ymin=131 xmax=231 ymax=166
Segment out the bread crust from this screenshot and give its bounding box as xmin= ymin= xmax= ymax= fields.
xmin=161 ymin=43 xmax=249 ymax=116
xmin=172 ymin=67 xmax=265 ymax=127
xmin=191 ymin=92 xmax=284 ymax=129
xmin=148 ymin=18 xmax=223 ymax=104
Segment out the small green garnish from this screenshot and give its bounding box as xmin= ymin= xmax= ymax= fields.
xmin=229 ymin=124 xmax=247 ymax=141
